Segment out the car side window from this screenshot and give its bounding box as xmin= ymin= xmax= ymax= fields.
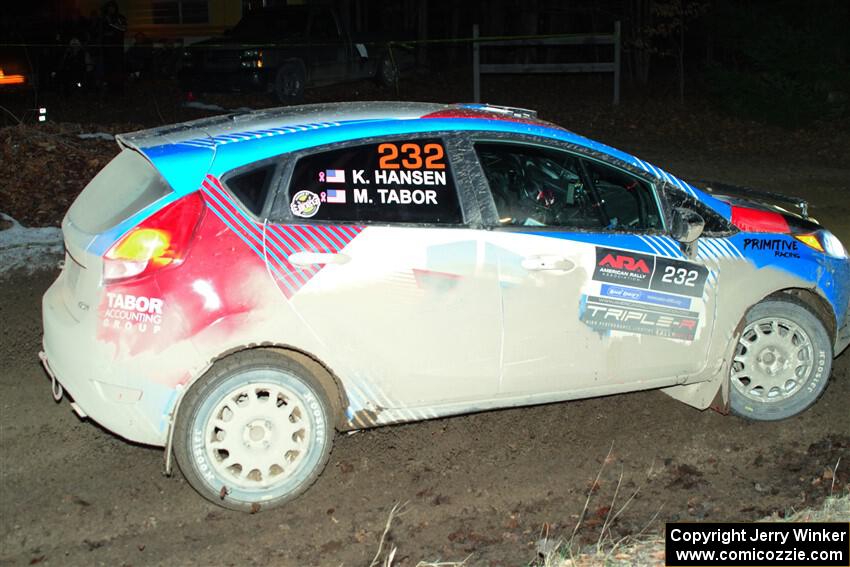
xmin=475 ymin=143 xmax=604 ymax=229
xmin=286 ymin=139 xmax=464 ymax=225
xmin=224 ymin=164 xmax=276 ymax=216
xmin=475 ymin=142 xmax=662 ymax=231
xmin=583 ymin=159 xmax=663 ymax=231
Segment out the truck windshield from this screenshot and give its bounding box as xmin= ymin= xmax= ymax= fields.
xmin=229 ymin=10 xmax=309 ymax=39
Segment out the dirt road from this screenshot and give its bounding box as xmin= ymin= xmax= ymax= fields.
xmin=1 ymin=152 xmax=848 ymax=567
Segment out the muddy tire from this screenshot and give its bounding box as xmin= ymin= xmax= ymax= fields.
xmin=174 ymin=350 xmax=334 ymax=511
xmin=376 ymin=54 xmax=399 ymax=89
xmin=274 ymin=62 xmax=305 ymax=104
xmin=729 ymin=299 xmax=832 ymax=421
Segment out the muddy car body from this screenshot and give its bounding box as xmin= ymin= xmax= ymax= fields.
xmin=41 ymin=102 xmax=850 ymax=510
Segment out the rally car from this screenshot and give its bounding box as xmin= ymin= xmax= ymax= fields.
xmin=41 ymin=102 xmax=850 ymax=511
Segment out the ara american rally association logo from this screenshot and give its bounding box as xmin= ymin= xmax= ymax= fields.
xmin=592 ymin=247 xmax=709 ymax=298
xmin=593 ymin=247 xmax=654 ymax=287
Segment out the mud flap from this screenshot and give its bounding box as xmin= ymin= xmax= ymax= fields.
xmin=660 ymin=376 xmax=725 ymax=411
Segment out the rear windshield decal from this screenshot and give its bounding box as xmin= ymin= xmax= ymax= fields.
xmin=288 ymin=139 xmax=463 ymax=224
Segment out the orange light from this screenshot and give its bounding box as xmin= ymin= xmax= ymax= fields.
xmin=0 ymin=69 xmax=26 ymax=85
xmin=794 ymin=234 xmax=824 ymax=253
xmin=108 ymin=228 xmax=172 ymax=264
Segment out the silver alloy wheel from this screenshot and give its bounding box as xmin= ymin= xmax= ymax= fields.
xmin=204 ymin=382 xmax=311 ymax=489
xmin=730 ymin=316 xmax=814 ymax=403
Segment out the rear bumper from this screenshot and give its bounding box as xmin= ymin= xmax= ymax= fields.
xmin=41 ymin=275 xmax=170 ymax=446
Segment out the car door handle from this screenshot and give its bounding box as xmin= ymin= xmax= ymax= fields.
xmin=521 ymin=255 xmax=575 ymax=272
xmin=287 ymin=252 xmax=351 ymax=266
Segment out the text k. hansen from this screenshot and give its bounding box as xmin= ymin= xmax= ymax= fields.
xmin=349 ymin=168 xmax=447 ymax=205
xmin=669 ymin=525 xmax=848 ymax=546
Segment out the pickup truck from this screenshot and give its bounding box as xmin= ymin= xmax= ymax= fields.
xmin=179 ymin=5 xmax=399 ymax=103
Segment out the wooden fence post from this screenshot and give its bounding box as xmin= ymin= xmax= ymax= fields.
xmin=613 ymin=20 xmax=621 ymax=105
xmin=473 ymin=24 xmax=481 ymax=102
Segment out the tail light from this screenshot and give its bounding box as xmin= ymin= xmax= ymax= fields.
xmin=103 ymin=192 xmax=205 ymax=282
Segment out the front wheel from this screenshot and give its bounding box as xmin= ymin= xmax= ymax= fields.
xmin=274 ymin=62 xmax=305 ymax=104
xmin=174 ymin=350 xmax=334 ymax=511
xmin=729 ymin=299 xmax=832 ymax=421
xmin=376 ymin=54 xmax=399 ymax=89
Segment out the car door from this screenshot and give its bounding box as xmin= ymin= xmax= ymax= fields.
xmin=307 ymin=8 xmax=348 ymax=84
xmin=261 ymin=134 xmax=502 ymax=412
xmin=465 ymin=137 xmax=716 ymax=398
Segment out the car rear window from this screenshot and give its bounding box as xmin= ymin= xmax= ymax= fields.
xmin=68 ymin=149 xmax=171 ymax=234
xmin=286 ymin=139 xmax=463 ymax=225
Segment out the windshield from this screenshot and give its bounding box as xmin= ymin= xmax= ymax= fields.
xmin=229 ymin=9 xmax=308 ymax=39
xmin=68 ymin=149 xmax=171 ymax=234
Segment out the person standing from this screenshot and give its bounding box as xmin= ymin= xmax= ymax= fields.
xmin=101 ymin=0 xmax=127 ymax=94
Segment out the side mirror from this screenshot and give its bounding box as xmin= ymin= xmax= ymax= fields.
xmin=671 ymin=207 xmax=705 ymax=244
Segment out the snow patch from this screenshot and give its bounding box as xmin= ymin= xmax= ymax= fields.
xmin=77 ymin=132 xmax=115 ymax=141
xmin=0 ymin=213 xmax=63 ymax=278
xmin=182 ymin=101 xmax=255 ymax=112
xmin=183 ymin=101 xmax=226 ymax=111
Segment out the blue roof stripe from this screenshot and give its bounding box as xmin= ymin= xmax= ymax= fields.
xmin=140 ymin=116 xmax=731 ymax=220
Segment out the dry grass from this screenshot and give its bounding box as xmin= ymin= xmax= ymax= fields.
xmin=538 ymin=456 xmax=848 ymax=567
xmin=365 ymin=453 xmax=847 ymax=566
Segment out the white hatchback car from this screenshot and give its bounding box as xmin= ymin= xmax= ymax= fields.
xmin=41 ymin=102 xmax=850 ymax=510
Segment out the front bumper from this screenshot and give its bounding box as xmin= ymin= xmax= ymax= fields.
xmin=836 ymin=305 xmax=850 ymax=356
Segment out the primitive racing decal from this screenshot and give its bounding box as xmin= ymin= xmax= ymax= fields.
xmin=581 ymin=295 xmax=699 ymax=341
xmin=742 ymin=237 xmax=800 ymax=259
xmin=593 ymin=247 xmax=708 ymax=298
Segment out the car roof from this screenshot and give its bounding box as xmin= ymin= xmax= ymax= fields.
xmin=117 ymin=101 xmax=731 ymax=220
xmin=116 ymin=102 xmax=539 ymax=148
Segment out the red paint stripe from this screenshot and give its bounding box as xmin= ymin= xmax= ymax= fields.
xmin=280 ymin=225 xmax=311 ymax=250
xmin=291 ymin=224 xmax=327 ymax=252
xmin=731 ymin=206 xmax=790 ymax=233
xmin=304 ymin=225 xmax=341 ymax=253
xmin=323 ymin=225 xmax=351 ymax=249
xmin=202 ymin=178 xmax=311 ymax=288
xmin=421 ymin=108 xmax=547 ymax=127
xmin=316 ymin=224 xmax=347 ymax=249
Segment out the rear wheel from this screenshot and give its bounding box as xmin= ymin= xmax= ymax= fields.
xmin=729 ymin=299 xmax=832 ymax=421
xmin=174 ymin=350 xmax=334 ymax=511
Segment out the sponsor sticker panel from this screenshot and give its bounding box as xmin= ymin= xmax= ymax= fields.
xmin=593 ymin=246 xmax=708 ymax=298
xmin=581 ymin=295 xmax=700 ymax=341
